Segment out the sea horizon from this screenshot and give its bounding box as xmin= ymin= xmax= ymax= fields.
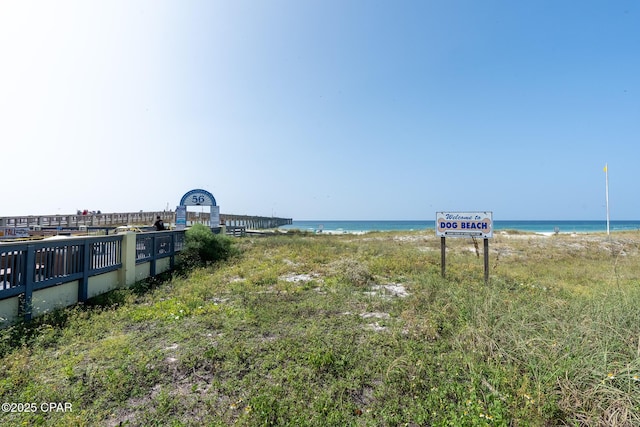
xmin=279 ymin=219 xmax=640 ymax=234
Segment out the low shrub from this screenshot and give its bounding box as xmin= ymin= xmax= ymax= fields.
xmin=177 ymin=224 xmax=238 ymax=268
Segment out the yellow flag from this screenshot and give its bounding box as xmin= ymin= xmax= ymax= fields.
xmin=604 ymin=164 xmax=607 ymax=172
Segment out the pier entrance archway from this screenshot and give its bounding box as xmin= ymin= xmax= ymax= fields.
xmin=176 ymin=189 xmax=220 ymax=230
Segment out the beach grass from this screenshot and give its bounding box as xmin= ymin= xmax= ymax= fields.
xmin=1 ymin=230 xmax=640 ymax=425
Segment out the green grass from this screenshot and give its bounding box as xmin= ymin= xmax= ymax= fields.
xmin=2 ymin=231 xmax=640 ymax=426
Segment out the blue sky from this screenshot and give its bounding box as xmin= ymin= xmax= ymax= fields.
xmin=1 ymin=1 xmax=638 ymax=220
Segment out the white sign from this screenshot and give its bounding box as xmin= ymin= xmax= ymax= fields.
xmin=210 ymin=206 xmax=220 ymax=226
xmin=175 ymin=206 xmax=187 ymax=230
xmin=0 ymin=227 xmax=30 ymax=239
xmin=436 ymin=212 xmax=493 ymax=238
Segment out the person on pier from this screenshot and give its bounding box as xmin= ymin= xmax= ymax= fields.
xmin=154 ymin=216 xmax=165 ymax=231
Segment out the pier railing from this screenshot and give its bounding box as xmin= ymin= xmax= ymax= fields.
xmin=0 ymin=230 xmax=185 ymax=325
xmin=0 ymin=212 xmax=175 ymax=229
xmin=0 ymin=211 xmax=292 ymax=232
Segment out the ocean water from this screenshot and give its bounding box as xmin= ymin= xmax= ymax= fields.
xmin=279 ymin=220 xmax=640 ymax=234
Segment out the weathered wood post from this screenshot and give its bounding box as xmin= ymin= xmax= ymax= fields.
xmin=484 ymin=238 xmax=489 ymax=285
xmin=440 ymin=236 xmax=446 ymax=278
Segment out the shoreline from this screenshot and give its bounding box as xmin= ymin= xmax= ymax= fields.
xmin=280 ymin=219 xmax=640 ymax=236
xmin=280 ymin=227 xmax=636 ymax=238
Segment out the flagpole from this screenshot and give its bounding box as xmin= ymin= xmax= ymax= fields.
xmin=605 ymin=163 xmax=610 ymax=236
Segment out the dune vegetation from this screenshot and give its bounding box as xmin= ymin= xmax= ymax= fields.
xmin=1 ymin=228 xmax=640 ymax=426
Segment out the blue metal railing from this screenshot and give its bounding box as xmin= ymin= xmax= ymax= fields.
xmin=1 ymin=230 xmax=186 ymax=322
xmin=135 ymin=230 xmax=185 ymax=276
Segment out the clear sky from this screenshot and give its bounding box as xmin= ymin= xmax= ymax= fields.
xmin=1 ymin=1 xmax=638 ymax=221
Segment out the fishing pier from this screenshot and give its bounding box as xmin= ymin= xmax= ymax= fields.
xmin=0 ymin=211 xmax=292 ymax=237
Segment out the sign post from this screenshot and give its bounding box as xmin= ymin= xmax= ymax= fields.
xmin=436 ymin=212 xmax=493 ymax=284
xmin=440 ymin=236 xmax=446 ymax=278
